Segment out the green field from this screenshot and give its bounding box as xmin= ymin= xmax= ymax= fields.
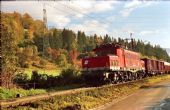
xmin=0 ymin=87 xmax=47 ymax=100
xmin=22 ymin=68 xmax=61 ymax=78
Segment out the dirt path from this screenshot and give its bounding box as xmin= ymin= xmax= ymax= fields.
xmin=98 ymin=79 xmax=170 ymax=110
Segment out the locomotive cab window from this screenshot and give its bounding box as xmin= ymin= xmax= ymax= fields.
xmin=111 ymin=60 xmax=118 ymax=66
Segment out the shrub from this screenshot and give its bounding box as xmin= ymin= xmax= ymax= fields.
xmin=14 ymin=73 xmax=30 ymax=84
xmin=39 ymin=59 xmax=47 ymax=66
xmin=60 ymin=67 xmax=81 ymax=85
xmin=55 ymin=53 xmax=68 ymax=67
xmin=14 ymin=68 xmax=83 ymax=89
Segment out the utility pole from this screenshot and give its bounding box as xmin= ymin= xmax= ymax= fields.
xmin=130 ymin=33 xmax=134 ymax=50
xmin=43 ymin=3 xmax=47 ymax=74
xmin=43 ymin=4 xmax=47 ymax=29
xmin=124 ymin=33 xmax=134 ymax=50
xmin=43 ymin=3 xmax=47 ymax=57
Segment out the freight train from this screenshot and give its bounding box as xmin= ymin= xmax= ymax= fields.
xmin=82 ymin=43 xmax=170 ymax=84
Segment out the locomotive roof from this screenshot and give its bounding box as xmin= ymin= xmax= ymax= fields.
xmin=123 ymin=49 xmax=140 ymax=55
xmin=84 ymin=54 xmax=118 ymax=59
xmin=93 ymin=43 xmax=140 ymax=55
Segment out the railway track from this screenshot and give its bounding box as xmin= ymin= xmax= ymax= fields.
xmin=0 ymin=78 xmax=147 ymax=109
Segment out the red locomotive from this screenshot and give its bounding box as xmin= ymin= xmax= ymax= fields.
xmin=82 ymin=43 xmax=170 ymax=84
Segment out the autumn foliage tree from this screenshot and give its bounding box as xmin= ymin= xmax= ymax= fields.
xmin=1 ymin=23 xmax=18 ymax=88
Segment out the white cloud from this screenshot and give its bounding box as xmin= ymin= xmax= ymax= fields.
xmin=124 ymin=0 xmax=142 ymax=9
xmin=71 ymin=1 xmax=116 ymax=12
xmin=1 ymin=1 xmax=118 ymax=28
xmin=69 ymin=20 xmax=109 ymax=36
xmin=120 ymin=0 xmax=158 ymax=17
xmin=139 ymin=30 xmax=160 ymax=36
xmin=106 ymin=16 xmax=115 ymax=22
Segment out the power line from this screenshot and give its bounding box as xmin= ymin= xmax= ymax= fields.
xmin=56 ymin=1 xmax=112 ymax=25
xmin=46 ymin=2 xmax=168 ymax=28
xmin=44 ymin=2 xmax=111 ymax=28
xmin=39 ymin=1 xmax=169 ymax=38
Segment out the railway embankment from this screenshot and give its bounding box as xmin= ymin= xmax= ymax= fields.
xmin=1 ymin=74 xmax=170 ymax=110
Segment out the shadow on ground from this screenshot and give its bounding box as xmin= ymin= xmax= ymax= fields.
xmin=147 ymin=98 xmax=170 ymax=110
xmin=140 ymin=84 xmax=170 ymax=89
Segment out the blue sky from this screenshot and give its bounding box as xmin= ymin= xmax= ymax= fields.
xmin=1 ymin=0 xmax=170 ymax=48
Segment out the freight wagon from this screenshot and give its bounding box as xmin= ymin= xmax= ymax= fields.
xmin=82 ymin=43 xmax=169 ymax=84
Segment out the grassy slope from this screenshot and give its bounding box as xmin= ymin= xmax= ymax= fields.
xmin=0 ymin=84 xmax=85 ymax=100
xmin=5 ymin=74 xmax=170 ymax=110
xmin=20 ymin=58 xmax=62 ymax=78
xmin=23 ymin=68 xmax=61 ymax=78
xmin=0 ymin=87 xmax=46 ymax=100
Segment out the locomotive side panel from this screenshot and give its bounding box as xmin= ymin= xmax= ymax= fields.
xmin=82 ymin=55 xmax=120 ymax=71
xmin=82 ymin=56 xmax=110 ymax=71
xmin=109 ymin=55 xmax=120 ymax=70
xmin=116 ymin=48 xmax=125 ymax=68
xmin=117 ymin=48 xmax=143 ymax=71
xmin=124 ymin=50 xmax=142 ymax=70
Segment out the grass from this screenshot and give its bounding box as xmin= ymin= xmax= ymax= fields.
xmin=140 ymin=74 xmax=170 ymax=88
xmin=0 ymin=87 xmax=47 ymax=100
xmin=0 ymin=84 xmax=84 ymax=100
xmin=22 ymin=68 xmax=61 ymax=78
xmin=147 ymin=74 xmax=170 ymax=83
xmin=5 ymin=74 xmax=170 ymax=110
xmin=47 ymin=84 xmax=85 ymax=92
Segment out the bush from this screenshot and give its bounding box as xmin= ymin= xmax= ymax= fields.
xmin=39 ymin=59 xmax=47 ymax=67
xmin=55 ymin=54 xmax=68 ymax=67
xmin=30 ymin=71 xmax=58 ymax=88
xmin=14 ymin=73 xmax=30 ymax=84
xmin=24 ymin=62 xmax=31 ymax=68
xmin=60 ymin=67 xmax=82 ymax=85
xmin=14 ymin=68 xmax=83 ymax=89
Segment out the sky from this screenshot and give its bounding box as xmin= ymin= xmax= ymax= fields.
xmin=1 ymin=0 xmax=170 ymax=49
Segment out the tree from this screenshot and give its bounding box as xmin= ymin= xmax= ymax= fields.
xmin=49 ymin=29 xmax=63 ymax=49
xmin=77 ymin=31 xmax=83 ymax=52
xmin=22 ymin=13 xmax=33 ymax=29
xmin=1 ymin=23 xmax=18 ymax=88
xmin=103 ymin=34 xmax=111 ymax=44
xmin=77 ymin=31 xmax=87 ymax=52
xmin=62 ymin=29 xmax=76 ymax=51
xmin=55 ymin=53 xmax=68 ymax=67
xmin=33 ymin=33 xmax=43 ymax=52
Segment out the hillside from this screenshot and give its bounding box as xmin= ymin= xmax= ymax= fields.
xmin=1 ymin=11 xmax=170 ymax=71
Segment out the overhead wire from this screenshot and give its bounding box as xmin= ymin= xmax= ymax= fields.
xmin=39 ymin=1 xmax=168 ymax=37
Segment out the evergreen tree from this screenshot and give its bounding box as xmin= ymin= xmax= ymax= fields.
xmin=33 ymin=33 xmax=43 ymax=52
xmin=62 ymin=29 xmax=76 ymax=51
xmin=49 ymin=29 xmax=62 ymax=49
xmin=103 ymin=34 xmax=111 ymax=44
xmin=77 ymin=31 xmax=83 ymax=52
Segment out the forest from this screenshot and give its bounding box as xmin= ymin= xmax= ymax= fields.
xmin=1 ymin=12 xmax=170 ymax=88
